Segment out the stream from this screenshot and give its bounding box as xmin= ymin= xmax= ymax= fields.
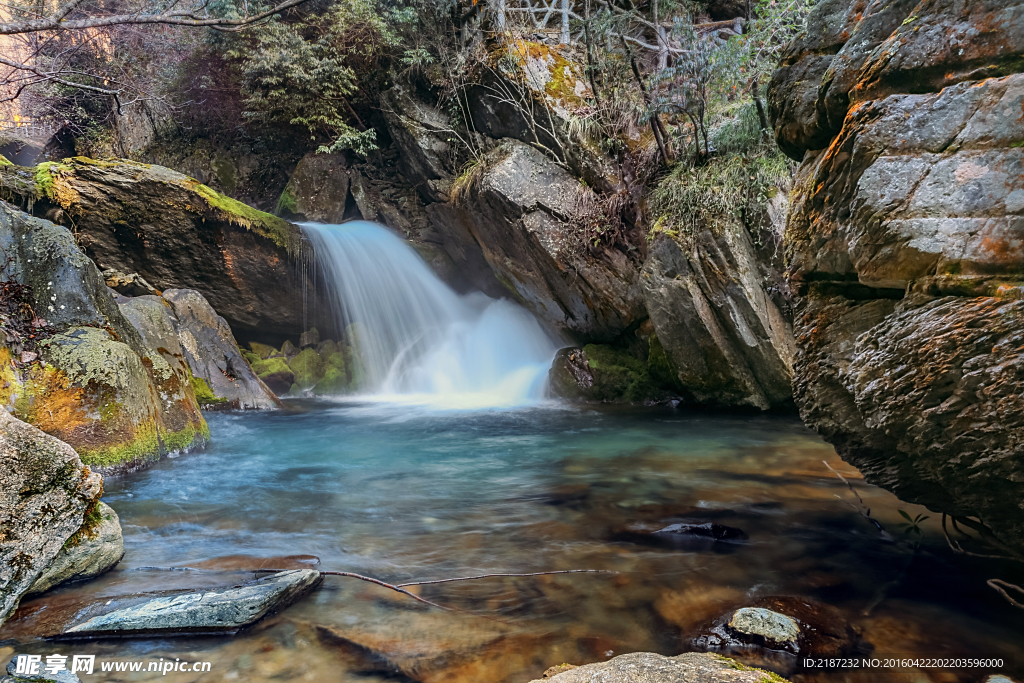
xmin=4 ymin=400 xmax=1023 ymax=682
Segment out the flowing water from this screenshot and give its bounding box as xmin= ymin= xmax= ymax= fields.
xmin=4 ymin=222 xmax=1023 ymax=683
xmin=301 ymin=221 xmax=557 ymax=407
xmin=4 ymin=404 xmax=1023 ymax=683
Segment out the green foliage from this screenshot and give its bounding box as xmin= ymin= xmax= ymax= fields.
xmin=898 ymin=509 xmax=930 ymax=536
xmin=226 ymin=0 xmax=415 ymax=156
xmin=648 ymin=141 xmax=792 ymax=239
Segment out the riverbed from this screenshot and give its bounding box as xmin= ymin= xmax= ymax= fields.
xmin=4 ymin=400 xmax=1022 ymax=682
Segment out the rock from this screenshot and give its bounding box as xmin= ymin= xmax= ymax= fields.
xmin=614 ymin=521 xmax=747 ymax=551
xmin=526 ymin=652 xmax=788 ymax=682
xmin=276 ymin=153 xmax=353 ymax=222
xmin=548 ymin=347 xmax=595 ymax=399
xmin=768 ymin=0 xmax=1024 ymax=546
xmin=26 ymin=502 xmax=123 ymax=596
xmin=543 ymin=664 xmax=578 ymax=677
xmin=692 ymin=596 xmax=865 ymax=673
xmin=249 ymin=341 xmax=277 ymax=360
xmin=641 ymin=231 xmax=793 ymax=410
xmin=289 ymin=348 xmax=325 ymax=390
xmin=5 ymin=656 xmax=82 ymax=683
xmin=0 ymin=409 xmax=102 ymax=624
xmin=280 ymin=339 xmax=299 ymax=359
xmin=429 ymin=140 xmax=645 ymax=342
xmin=160 ymin=289 xmax=281 ymax=410
xmin=0 ymin=204 xmax=208 ymax=472
xmin=251 ymin=357 xmax=294 ymax=395
xmin=102 ymin=268 xmax=158 ymax=297
xmin=299 ymin=327 xmax=320 ymax=348
xmin=63 ymin=569 xmax=322 ymax=637
xmin=0 ymin=157 xmax=318 ymax=341
xmin=728 ymin=609 xmax=799 ymax=645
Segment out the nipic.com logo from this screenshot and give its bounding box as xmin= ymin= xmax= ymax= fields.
xmin=11 ymin=653 xmax=213 ymax=676
xmin=13 ymin=654 xmax=95 ymax=675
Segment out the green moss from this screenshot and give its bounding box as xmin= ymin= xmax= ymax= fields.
xmin=243 ymin=351 xmax=261 ymax=365
xmin=583 ymin=344 xmax=661 ymax=402
xmin=78 ymin=419 xmax=162 ymax=469
xmin=276 ymin=186 xmax=298 ymax=216
xmin=289 ymin=347 xmax=325 ymax=389
xmin=34 ymin=161 xmax=70 ymax=200
xmin=211 ymin=157 xmax=237 ymax=194
xmin=314 ymin=356 xmax=349 ymax=394
xmin=192 ymin=182 xmax=294 ymax=251
xmin=249 ymin=341 xmax=278 ymax=359
xmin=712 ymin=654 xmax=789 ymax=682
xmin=0 ymin=154 xmax=11 ymax=166
xmin=1010 ymin=140 xmax=1024 ymax=149
xmin=191 ymin=375 xmax=228 ymax=406
xmin=63 ymin=500 xmax=104 ymax=549
xmin=161 ymin=422 xmax=208 ymax=452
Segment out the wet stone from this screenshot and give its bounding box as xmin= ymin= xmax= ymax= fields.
xmin=5 ymin=656 xmax=82 ymax=683
xmin=62 ymin=569 xmax=322 ymax=638
xmin=729 ymin=608 xmax=800 ymax=644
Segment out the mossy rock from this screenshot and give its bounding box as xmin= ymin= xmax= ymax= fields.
xmin=317 ymin=339 xmax=338 ymax=356
xmin=289 ymin=348 xmax=325 ymax=390
xmin=314 ymin=353 xmax=349 ymax=394
xmin=281 ymin=340 xmax=299 ymax=359
xmin=249 ymin=341 xmax=277 ymax=360
xmin=243 ymin=351 xmax=261 ymax=365
xmin=252 ymin=357 xmax=294 ymax=395
xmin=191 ymin=376 xmax=229 ymax=409
xmin=581 ymin=343 xmax=667 ymax=403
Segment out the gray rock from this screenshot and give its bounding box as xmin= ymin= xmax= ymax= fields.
xmin=526 ymin=652 xmax=788 ymax=682
xmin=64 ymin=569 xmax=322 ymax=637
xmin=430 ymin=140 xmax=646 ymax=341
xmin=769 ymin=0 xmax=1024 ymax=546
xmin=0 ymin=409 xmax=103 ymax=624
xmin=729 ymin=608 xmax=800 ymax=644
xmin=641 ymin=230 xmax=793 ymax=410
xmin=27 ymin=502 xmax=123 ymax=596
xmin=6 ymin=656 xmax=82 ymax=683
xmin=0 ymin=204 xmax=208 ymax=472
xmin=160 ymin=289 xmax=281 ymax=410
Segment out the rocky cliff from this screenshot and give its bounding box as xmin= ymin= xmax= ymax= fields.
xmin=769 ymin=0 xmax=1024 ymax=547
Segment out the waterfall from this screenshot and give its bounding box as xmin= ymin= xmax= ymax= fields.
xmin=302 ymin=221 xmax=557 ymax=408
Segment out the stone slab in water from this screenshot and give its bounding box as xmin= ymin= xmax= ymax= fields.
xmin=527 ymin=652 xmax=788 ymax=682
xmin=63 ymin=569 xmax=321 ymax=637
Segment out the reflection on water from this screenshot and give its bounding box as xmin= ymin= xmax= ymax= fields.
xmin=3 ymin=401 xmax=1023 ymax=683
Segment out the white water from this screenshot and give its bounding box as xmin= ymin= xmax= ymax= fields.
xmin=302 ymin=221 xmax=558 ymax=409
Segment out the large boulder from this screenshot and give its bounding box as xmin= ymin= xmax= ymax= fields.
xmin=769 ymin=1 xmax=1024 ymax=545
xmin=26 ymin=501 xmax=123 ymax=596
xmin=0 ymin=157 xmax=317 ymax=342
xmin=0 ymin=409 xmax=103 ymax=624
xmin=429 ymin=140 xmax=646 ymax=341
xmin=641 ymin=228 xmax=794 ymax=410
xmin=0 ymin=203 xmax=208 ymax=472
xmin=159 ymin=289 xmax=281 ymax=409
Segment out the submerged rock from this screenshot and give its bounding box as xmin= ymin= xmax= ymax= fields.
xmin=527 ymin=652 xmax=788 ymax=682
xmin=692 ymin=596 xmax=865 ymax=674
xmin=614 ymin=521 xmax=747 ymax=551
xmin=63 ymin=569 xmax=322 ymax=637
xmin=0 ymin=409 xmax=103 ymax=624
xmin=26 ymin=502 xmax=123 ymax=597
xmin=5 ymin=656 xmax=82 ymax=683
xmin=768 ymin=0 xmax=1024 ymax=546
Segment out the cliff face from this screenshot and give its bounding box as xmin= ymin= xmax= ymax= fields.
xmin=770 ymin=0 xmax=1024 ymax=546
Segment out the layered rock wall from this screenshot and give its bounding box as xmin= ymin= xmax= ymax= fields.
xmin=769 ymin=0 xmax=1024 ymax=546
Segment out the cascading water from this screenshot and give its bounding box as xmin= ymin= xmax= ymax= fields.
xmin=302 ymin=221 xmax=558 ymax=408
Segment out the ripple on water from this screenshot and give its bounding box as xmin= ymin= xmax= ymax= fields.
xmin=3 ymin=402 xmax=1023 ymax=683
